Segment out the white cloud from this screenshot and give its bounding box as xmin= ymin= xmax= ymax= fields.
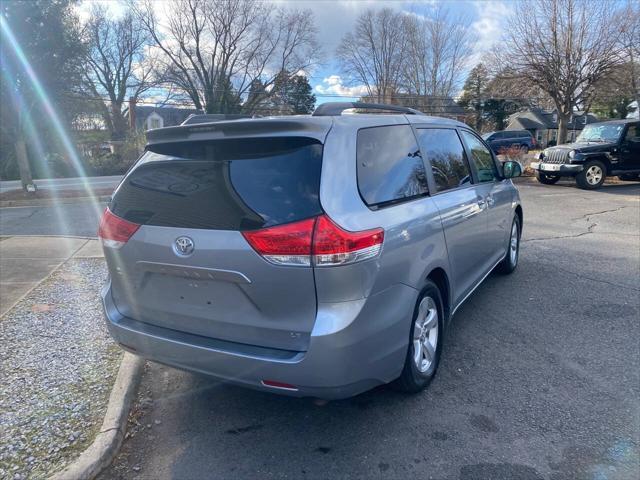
xmin=469 ymin=1 xmax=512 ymax=65
xmin=314 ymin=75 xmax=368 ymax=98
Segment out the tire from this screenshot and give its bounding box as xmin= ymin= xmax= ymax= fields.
xmin=618 ymin=174 xmax=640 ymax=181
xmin=496 ymin=215 xmax=521 ymax=275
xmin=520 ymin=145 xmax=529 ymax=154
xmin=576 ymin=160 xmax=606 ymax=189
xmin=535 ymin=171 xmax=561 ymax=185
xmin=394 ymin=281 xmax=444 ymax=393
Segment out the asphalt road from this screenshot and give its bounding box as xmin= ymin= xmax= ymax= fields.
xmin=93 ymin=179 xmax=640 ymax=480
xmin=0 ymin=175 xmax=121 ymax=193
xmin=0 ymin=200 xmax=106 ymax=237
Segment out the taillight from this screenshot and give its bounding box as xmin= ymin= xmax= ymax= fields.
xmin=242 ymin=215 xmax=384 ymax=267
xmin=242 ymin=217 xmax=315 ymax=266
xmin=312 ymin=215 xmax=384 ymax=266
xmin=98 ymin=208 xmax=140 ymax=249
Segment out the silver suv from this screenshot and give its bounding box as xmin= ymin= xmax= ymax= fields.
xmin=99 ymin=102 xmax=523 ymax=399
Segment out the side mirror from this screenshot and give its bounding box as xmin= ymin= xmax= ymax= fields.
xmin=502 ymin=160 xmax=522 ymax=179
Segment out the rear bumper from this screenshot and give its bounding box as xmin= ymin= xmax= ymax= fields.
xmin=530 ymin=162 xmax=583 ymax=175
xmin=101 ymin=281 xmax=417 ymax=399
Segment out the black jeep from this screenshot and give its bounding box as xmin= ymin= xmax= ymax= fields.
xmin=531 ymin=119 xmax=640 ymax=189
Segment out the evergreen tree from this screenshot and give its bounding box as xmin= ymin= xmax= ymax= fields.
xmin=271 ymin=70 xmax=316 ymax=114
xmin=458 ymin=64 xmax=489 ymax=131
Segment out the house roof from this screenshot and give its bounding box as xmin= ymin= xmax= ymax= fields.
xmin=131 ymin=106 xmax=203 ymax=129
xmin=508 ymin=108 xmax=598 ymax=131
xmin=511 ymin=117 xmax=545 ymax=130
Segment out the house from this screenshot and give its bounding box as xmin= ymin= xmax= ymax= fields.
xmin=506 ymin=108 xmax=599 ymax=146
xmin=131 ymin=106 xmax=203 ymax=131
xmin=359 ymin=94 xmax=467 ymax=122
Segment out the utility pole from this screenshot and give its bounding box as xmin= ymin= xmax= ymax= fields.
xmin=15 ymin=110 xmax=36 ymax=193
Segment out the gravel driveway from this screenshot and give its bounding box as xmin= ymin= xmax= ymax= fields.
xmin=0 ymin=258 xmax=121 ymax=480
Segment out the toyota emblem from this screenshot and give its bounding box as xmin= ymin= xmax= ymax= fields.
xmin=174 ymin=236 xmax=195 ymax=256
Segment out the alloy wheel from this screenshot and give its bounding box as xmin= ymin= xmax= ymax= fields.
xmin=412 ymin=296 xmax=439 ymax=373
xmin=586 ymin=165 xmax=603 ymax=185
xmin=509 ymin=220 xmax=519 ymax=266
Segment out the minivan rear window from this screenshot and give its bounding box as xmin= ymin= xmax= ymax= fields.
xmin=109 ymin=137 xmax=323 ymax=231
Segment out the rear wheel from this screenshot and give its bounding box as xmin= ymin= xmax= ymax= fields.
xmin=576 ymin=160 xmax=606 ymax=189
xmin=535 ymin=171 xmax=561 ymax=185
xmin=395 ymin=281 xmax=444 ymax=393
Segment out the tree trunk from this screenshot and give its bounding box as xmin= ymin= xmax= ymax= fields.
xmin=111 ymin=102 xmax=128 ymax=140
xmin=557 ymin=112 xmax=570 ymax=144
xmin=475 ymin=102 xmax=483 ymax=131
xmin=15 ymin=134 xmax=34 ymax=193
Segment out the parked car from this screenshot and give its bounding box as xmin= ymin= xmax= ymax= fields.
xmin=98 ymin=102 xmax=524 ymax=399
xmin=531 ymin=119 xmax=640 ymax=189
xmin=482 ymin=129 xmax=536 ymax=154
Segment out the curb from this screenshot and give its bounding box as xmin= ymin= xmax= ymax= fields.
xmin=0 ymin=195 xmax=111 ymax=208
xmin=50 ymin=353 xmax=145 ymax=480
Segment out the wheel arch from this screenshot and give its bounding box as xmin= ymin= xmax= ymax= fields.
xmin=514 ymin=204 xmax=523 ymax=233
xmin=583 ymin=154 xmax=612 ymax=174
xmin=426 ymin=267 xmax=451 ymax=324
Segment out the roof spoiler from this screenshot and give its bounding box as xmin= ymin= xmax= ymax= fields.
xmin=312 ymin=102 xmax=423 ymax=117
xmin=182 ymin=113 xmax=254 ymax=125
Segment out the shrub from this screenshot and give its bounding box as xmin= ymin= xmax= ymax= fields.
xmin=85 ymin=153 xmax=132 ymax=176
xmin=497 ymin=145 xmax=535 ymax=176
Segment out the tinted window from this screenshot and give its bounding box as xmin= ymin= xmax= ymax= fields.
xmin=416 ymin=129 xmax=471 ymax=192
xmin=460 ymin=130 xmax=499 ymax=182
xmin=625 ymin=125 xmax=639 ymax=142
xmin=357 ymin=125 xmax=428 ymax=207
xmin=110 ymin=137 xmax=323 ymax=230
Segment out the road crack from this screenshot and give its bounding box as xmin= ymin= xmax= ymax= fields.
xmin=571 ymin=206 xmax=629 ymax=221
xmin=550 ymin=263 xmax=639 ymax=291
xmin=523 ymin=223 xmax=597 ymax=242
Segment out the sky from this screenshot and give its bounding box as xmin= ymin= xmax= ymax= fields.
xmin=282 ymin=0 xmax=512 ymax=102
xmin=77 ymin=0 xmax=513 ymax=105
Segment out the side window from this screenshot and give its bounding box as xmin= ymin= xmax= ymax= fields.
xmin=356 ymin=125 xmax=428 ymax=207
xmin=415 ymin=128 xmax=472 ymax=192
xmin=625 ymin=125 xmax=639 ymax=142
xmin=460 ymin=130 xmax=499 ymax=183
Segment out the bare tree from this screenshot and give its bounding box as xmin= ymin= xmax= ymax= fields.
xmin=83 ymin=5 xmax=155 ymax=139
xmin=619 ymin=0 xmax=640 ymax=116
xmin=402 ymin=7 xmax=473 ymax=99
xmin=500 ymin=0 xmax=627 ymax=144
xmin=336 ymin=8 xmax=408 ymax=103
xmin=131 ymin=0 xmax=318 ymax=114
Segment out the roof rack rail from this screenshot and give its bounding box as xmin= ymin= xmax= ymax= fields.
xmin=182 ymin=113 xmax=254 ymax=125
xmin=312 ymin=102 xmax=423 ymax=117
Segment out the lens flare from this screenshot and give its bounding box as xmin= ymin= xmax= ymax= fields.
xmin=1 ymin=14 xmax=104 ymax=222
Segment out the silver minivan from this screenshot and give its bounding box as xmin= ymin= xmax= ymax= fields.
xmin=99 ymin=102 xmax=523 ymax=399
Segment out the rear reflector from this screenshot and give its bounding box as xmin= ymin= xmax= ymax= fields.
xmin=243 ymin=214 xmax=384 ymax=267
xmin=261 ymin=380 xmax=298 ymax=391
xmin=98 ymin=208 xmax=140 ymax=249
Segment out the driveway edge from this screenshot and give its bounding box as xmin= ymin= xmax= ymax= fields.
xmin=0 ymin=195 xmax=111 ymax=208
xmin=49 ymin=353 xmax=145 ymax=480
